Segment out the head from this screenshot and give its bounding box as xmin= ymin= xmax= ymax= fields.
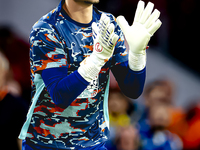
xmin=149 ymin=104 xmax=170 ymax=131
xmin=0 ymin=52 xmax=9 ymax=89
xmin=108 ymin=90 xmax=128 ymax=115
xmin=108 ymin=87 xmax=134 ymax=116
xmin=144 ymin=79 xmax=174 ymax=107
xmin=117 ymin=125 xmax=139 ymax=150
xmin=0 ymin=52 xmax=9 ymax=100
xmin=0 ymin=52 xmax=22 ymax=98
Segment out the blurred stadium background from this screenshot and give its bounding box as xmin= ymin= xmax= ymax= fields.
xmin=0 ymin=0 xmax=200 ymax=107
xmin=1 ymin=0 xmax=200 ymax=149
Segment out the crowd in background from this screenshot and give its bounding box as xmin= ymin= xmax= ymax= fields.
xmin=0 ymin=27 xmax=29 ymax=150
xmin=1 ymin=27 xmax=200 ymax=150
xmin=107 ymin=75 xmax=200 ymax=150
xmin=0 ymin=0 xmax=200 ymax=149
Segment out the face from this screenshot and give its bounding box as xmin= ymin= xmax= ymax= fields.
xmin=0 ymin=53 xmax=9 ymax=89
xmin=149 ymin=104 xmax=170 ymax=130
xmin=108 ymin=92 xmax=129 ymax=114
xmin=118 ymin=126 xmax=139 ymax=150
xmin=74 ymin=0 xmax=99 ymax=4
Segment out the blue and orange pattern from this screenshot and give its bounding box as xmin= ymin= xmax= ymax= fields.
xmin=25 ymin=0 xmax=128 ymax=149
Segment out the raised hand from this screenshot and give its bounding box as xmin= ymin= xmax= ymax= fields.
xmin=92 ymin=13 xmax=119 ymax=62
xmin=78 ymin=13 xmax=119 ymax=82
xmin=116 ymin=1 xmax=162 ymax=71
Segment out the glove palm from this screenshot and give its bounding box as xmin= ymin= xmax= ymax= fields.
xmin=117 ymin=1 xmax=162 ymax=53
xmin=116 ymin=1 xmax=162 ymax=70
xmin=91 ymin=13 xmax=119 ymax=63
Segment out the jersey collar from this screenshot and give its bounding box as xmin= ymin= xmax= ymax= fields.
xmin=58 ymin=0 xmax=99 ymax=27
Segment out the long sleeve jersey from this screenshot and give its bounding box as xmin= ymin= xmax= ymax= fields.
xmin=19 ymin=0 xmax=146 ymax=149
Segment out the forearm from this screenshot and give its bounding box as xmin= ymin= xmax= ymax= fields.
xmin=41 ymin=67 xmax=89 ymax=108
xmin=111 ymin=61 xmax=146 ymax=99
xmin=40 ymin=14 xmax=119 ymax=108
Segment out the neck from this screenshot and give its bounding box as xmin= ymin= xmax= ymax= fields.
xmin=63 ymin=0 xmax=93 ymax=24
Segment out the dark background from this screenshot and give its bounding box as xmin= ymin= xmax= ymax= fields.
xmin=95 ymin=0 xmax=200 ymax=76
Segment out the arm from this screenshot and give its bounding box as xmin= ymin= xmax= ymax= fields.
xmin=41 ymin=68 xmax=89 ymax=108
xmin=112 ymin=1 xmax=161 ymax=99
xmin=32 ymin=14 xmax=118 ymax=108
xmin=31 ymin=24 xmax=89 ymax=108
xmin=111 ymin=61 xmax=146 ymax=99
xmin=116 ymin=1 xmax=162 ymax=71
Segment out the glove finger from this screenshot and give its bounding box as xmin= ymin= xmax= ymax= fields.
xmin=100 ymin=13 xmax=107 ymax=20
xmin=104 ymin=23 xmax=115 ymax=43
xmin=133 ymin=0 xmax=145 ymax=23
xmin=144 ymin=9 xmax=160 ymax=29
xmin=108 ymin=33 xmax=119 ymax=50
xmin=99 ymin=14 xmax=110 ymax=36
xmin=92 ymin=22 xmax=99 ymax=39
xmin=147 ymin=19 xmax=162 ymax=35
xmin=116 ymin=15 xmax=129 ymax=36
xmin=139 ymin=2 xmax=154 ymax=24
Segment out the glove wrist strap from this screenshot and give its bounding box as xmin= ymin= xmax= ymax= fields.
xmin=78 ymin=56 xmax=103 ymax=82
xmin=128 ymin=51 xmax=146 ymax=71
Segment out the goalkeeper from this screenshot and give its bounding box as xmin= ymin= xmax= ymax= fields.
xmin=19 ymin=0 xmax=161 ymax=149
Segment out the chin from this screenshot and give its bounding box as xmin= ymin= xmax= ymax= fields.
xmin=85 ymin=0 xmax=99 ymax=4
xmin=75 ymin=0 xmax=100 ymax=4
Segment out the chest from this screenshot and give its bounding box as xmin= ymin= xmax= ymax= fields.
xmin=57 ymin=22 xmax=94 ymax=66
xmin=56 ymin=19 xmax=111 ymax=82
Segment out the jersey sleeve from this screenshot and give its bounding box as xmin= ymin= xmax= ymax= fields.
xmin=30 ymin=22 xmax=67 ymax=73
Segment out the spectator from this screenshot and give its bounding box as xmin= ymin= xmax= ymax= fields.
xmin=106 ymin=87 xmax=135 ymax=150
xmin=138 ymin=104 xmax=183 ymax=150
xmin=144 ymin=79 xmax=175 ymax=107
xmin=136 ymin=79 xmax=175 ymax=125
xmin=178 ymin=102 xmax=200 ymax=150
xmin=0 ymin=52 xmax=28 ymax=150
xmin=143 ymin=79 xmax=188 ymax=148
xmin=135 ymin=79 xmax=184 ymax=149
xmin=116 ymin=125 xmax=139 ymax=150
xmin=0 ymin=26 xmax=31 ymax=102
xmin=108 ymin=87 xmax=134 ymax=128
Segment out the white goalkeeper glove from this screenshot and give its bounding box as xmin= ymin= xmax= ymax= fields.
xmin=78 ymin=13 xmax=119 ymax=82
xmin=116 ymin=1 xmax=162 ymax=71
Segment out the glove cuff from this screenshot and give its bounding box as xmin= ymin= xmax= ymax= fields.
xmin=78 ymin=56 xmax=102 ymax=82
xmin=128 ymin=51 xmax=146 ymax=71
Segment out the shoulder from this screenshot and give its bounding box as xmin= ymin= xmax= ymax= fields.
xmin=29 ymin=16 xmax=63 ymax=46
xmin=94 ymin=8 xmax=123 ymax=39
xmin=94 ymin=7 xmax=117 ymax=25
xmin=30 ymin=8 xmax=60 ymax=39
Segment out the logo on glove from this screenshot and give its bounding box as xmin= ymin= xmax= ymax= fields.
xmin=95 ymin=42 xmax=103 ymax=53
